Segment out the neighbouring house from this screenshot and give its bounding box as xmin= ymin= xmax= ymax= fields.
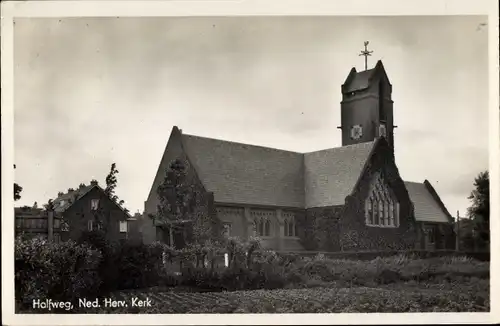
xmin=142 ymin=60 xmax=455 ymax=252
xmin=15 ymin=206 xmax=63 ymax=242
xmin=50 ymin=180 xmax=139 ymax=243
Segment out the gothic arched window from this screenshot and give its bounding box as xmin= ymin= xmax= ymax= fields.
xmin=389 ymin=202 xmax=394 ymax=226
xmin=258 ymin=219 xmax=264 ymax=236
xmin=379 ymin=201 xmax=385 ymax=225
xmin=264 ymin=219 xmax=271 ymax=236
xmin=288 ymin=220 xmax=294 ymax=237
xmin=383 ymin=201 xmax=389 ymax=226
xmin=365 ymin=173 xmax=399 ymax=228
xmin=283 ymin=212 xmax=297 ymax=237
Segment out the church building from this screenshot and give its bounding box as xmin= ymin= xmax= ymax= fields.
xmin=141 ymin=59 xmax=455 ymax=252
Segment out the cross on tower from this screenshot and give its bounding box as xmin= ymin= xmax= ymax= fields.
xmin=359 ymin=41 xmax=373 ymax=71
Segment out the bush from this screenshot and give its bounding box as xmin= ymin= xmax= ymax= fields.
xmin=77 ymin=230 xmax=109 ymax=251
xmin=99 ymin=241 xmax=167 ymax=291
xmin=15 ymin=237 xmax=102 ymax=310
xmin=173 ymin=239 xmax=307 ymax=292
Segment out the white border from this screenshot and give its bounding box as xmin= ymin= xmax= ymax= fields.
xmin=1 ymin=0 xmax=498 ymax=325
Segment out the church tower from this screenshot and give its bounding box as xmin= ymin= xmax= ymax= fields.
xmin=339 ymin=53 xmax=395 ymax=149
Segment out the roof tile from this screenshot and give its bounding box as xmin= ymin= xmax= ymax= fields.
xmin=304 ymin=141 xmax=375 ymax=207
xmin=181 ymin=134 xmax=375 ymax=208
xmin=182 ymin=135 xmax=305 ymax=207
xmin=404 ymin=181 xmax=450 ymax=223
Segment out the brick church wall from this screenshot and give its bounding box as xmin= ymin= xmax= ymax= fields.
xmin=339 ymin=140 xmax=418 ymax=251
xmin=417 ymin=222 xmax=456 ymax=250
xmin=297 ymin=206 xmax=342 ymax=251
xmin=216 ymin=206 xmax=246 ymax=239
xmin=142 ymin=127 xmax=220 ymax=245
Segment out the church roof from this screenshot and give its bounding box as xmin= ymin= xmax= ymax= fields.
xmin=304 ymin=141 xmax=376 ymax=207
xmin=181 ymin=134 xmax=376 ymax=208
xmin=181 ymin=134 xmax=305 ymax=207
xmin=404 ymin=181 xmax=451 ymax=223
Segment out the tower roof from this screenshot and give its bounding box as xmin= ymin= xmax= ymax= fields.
xmin=341 ymin=60 xmax=391 ymax=94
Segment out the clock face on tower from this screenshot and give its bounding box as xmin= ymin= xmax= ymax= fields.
xmin=350 ymin=125 xmax=363 ymax=140
xmin=379 ymin=123 xmax=387 ymax=137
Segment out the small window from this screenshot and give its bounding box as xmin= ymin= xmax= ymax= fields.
xmin=90 ymin=199 xmax=99 ymax=211
xmin=60 ymin=221 xmax=69 ymax=232
xmin=59 ymin=200 xmax=65 ymax=207
xmin=88 ymin=220 xmax=93 ymax=231
xmin=119 ymin=221 xmax=127 ymax=233
xmin=222 ymin=223 xmax=231 ymax=237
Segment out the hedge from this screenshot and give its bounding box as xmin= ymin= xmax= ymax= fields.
xmin=15 ymin=237 xmax=102 ymax=311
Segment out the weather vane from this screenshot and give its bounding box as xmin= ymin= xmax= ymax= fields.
xmin=359 ymin=41 xmax=373 ymax=71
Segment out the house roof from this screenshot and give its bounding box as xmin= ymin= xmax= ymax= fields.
xmin=304 ymin=141 xmax=376 ymax=207
xmin=52 ymin=185 xmax=96 ymax=213
xmin=404 ymin=181 xmax=451 ymax=223
xmin=181 ymin=134 xmax=305 ymax=207
xmin=51 ymin=183 xmax=132 ymax=217
xmin=181 ymin=133 xmax=377 ymax=208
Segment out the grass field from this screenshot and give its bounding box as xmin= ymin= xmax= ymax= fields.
xmin=81 ymin=280 xmax=489 ymax=313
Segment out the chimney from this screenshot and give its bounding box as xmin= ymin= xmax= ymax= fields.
xmin=67 ymin=188 xmax=74 ymax=193
xmin=90 ymin=180 xmax=98 ymax=186
xmin=57 ymin=192 xmax=64 ymax=197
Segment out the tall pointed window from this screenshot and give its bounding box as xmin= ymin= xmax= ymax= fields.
xmin=254 ymin=217 xmax=272 ymax=237
xmin=251 ymin=210 xmax=275 ymax=237
xmin=283 ymin=212 xmax=297 ymax=237
xmin=364 ymin=172 xmax=399 ymax=227
xmin=258 ymin=219 xmax=264 ymax=236
xmin=264 ymin=220 xmax=271 ymax=236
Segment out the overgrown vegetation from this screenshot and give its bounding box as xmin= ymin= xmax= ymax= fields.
xmin=15 ymin=234 xmax=489 ymax=313
xmin=462 ymin=170 xmax=490 ymax=251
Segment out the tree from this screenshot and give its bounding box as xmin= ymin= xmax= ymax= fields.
xmin=104 ymin=163 xmax=128 ymax=212
xmin=89 ymin=163 xmax=129 ymax=233
xmin=467 ymin=170 xmax=489 ymax=250
xmin=152 ymin=159 xmax=199 ymax=248
xmin=14 ymin=164 xmax=22 ymax=201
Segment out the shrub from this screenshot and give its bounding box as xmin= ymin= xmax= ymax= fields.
xmin=77 ymin=230 xmax=109 ymax=251
xmin=15 ymin=237 xmax=102 ymax=310
xmin=99 ymin=241 xmax=166 ymax=291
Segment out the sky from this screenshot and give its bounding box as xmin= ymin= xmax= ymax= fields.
xmin=14 ymin=16 xmax=489 ymax=216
